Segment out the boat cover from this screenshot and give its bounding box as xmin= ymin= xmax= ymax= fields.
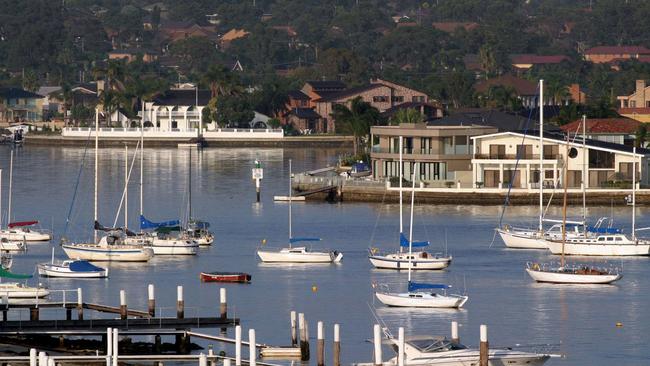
xmin=8 ymin=220 xmax=38 ymax=228
xmin=140 ymin=215 xmax=181 ymax=230
xmin=351 ymin=162 xmax=370 ymax=173
xmin=289 ymin=237 xmax=321 ymax=243
xmin=156 ymin=226 xmax=182 ymax=233
xmin=399 ymin=233 xmax=429 ymax=248
xmin=69 ymin=260 xmax=105 ymax=272
xmin=94 ymin=221 xmax=137 ymax=236
xmin=0 ymin=267 xmax=32 ymax=279
xmin=408 ymin=282 xmax=449 ymax=291
xmin=587 ymin=226 xmax=622 ymax=234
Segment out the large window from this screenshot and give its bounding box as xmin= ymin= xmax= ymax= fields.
xmin=489 ymin=144 xmax=506 ymax=159
xmin=589 ymin=149 xmax=614 ymax=169
xmin=373 ymin=96 xmax=389 ymax=103
xmin=516 ymin=144 xmax=533 ymax=159
xmin=543 ymin=145 xmax=559 ymax=159
xmin=420 ymin=137 xmax=432 ymax=154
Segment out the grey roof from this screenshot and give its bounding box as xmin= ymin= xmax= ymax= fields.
xmin=305 ymin=80 xmax=347 ymax=91
xmin=429 ymin=108 xmax=561 ymax=132
xmin=0 ymin=88 xmax=43 ymax=99
xmin=152 ymin=89 xmax=211 ymax=106
xmin=516 ymin=130 xmax=650 ymax=155
xmin=37 ymin=86 xmax=62 ymax=96
xmin=286 ymin=108 xmax=321 ymax=119
xmin=288 ymin=90 xmax=310 ymax=100
xmin=315 ymin=84 xmax=382 ymax=102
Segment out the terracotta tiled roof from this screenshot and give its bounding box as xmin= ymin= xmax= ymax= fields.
xmin=432 ymin=22 xmax=478 ymax=33
xmin=221 ymin=29 xmax=249 ymax=42
xmin=584 ymin=46 xmax=650 ymax=55
xmin=560 ymin=118 xmax=642 ymax=134
xmin=511 ymin=54 xmax=569 ymax=65
xmin=474 ymin=75 xmax=537 ymax=95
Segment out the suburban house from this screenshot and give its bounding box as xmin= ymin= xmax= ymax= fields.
xmin=0 ymin=88 xmax=44 ymax=123
xmin=370 ymin=123 xmax=497 ymax=187
xmin=143 ymin=88 xmax=210 ymax=130
xmin=471 ymin=131 xmax=650 ymax=189
xmin=108 ymin=49 xmax=158 ymax=63
xmin=617 ymin=79 xmax=650 ymax=122
xmin=583 ymin=46 xmax=650 ymax=64
xmin=159 ymin=22 xmax=217 ymax=43
xmin=432 ymin=22 xmax=479 ymax=33
xmin=219 ymin=29 xmax=250 ymax=48
xmin=474 ymin=75 xmax=540 ymax=108
xmin=510 ymin=54 xmax=569 ymax=70
xmin=560 ymin=118 xmax=642 ymax=146
xmin=37 ymin=86 xmax=63 ymax=118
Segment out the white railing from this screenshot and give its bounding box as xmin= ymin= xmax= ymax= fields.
xmin=62 ymin=127 xmax=285 ymax=139
xmin=203 ymin=128 xmax=284 ymax=139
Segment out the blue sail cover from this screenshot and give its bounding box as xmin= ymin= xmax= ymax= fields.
xmin=69 ymin=260 xmax=105 ymax=272
xmin=399 ymin=233 xmax=429 ymax=248
xmin=140 ymin=215 xmax=181 ymax=230
xmin=408 ymin=282 xmax=449 ymax=292
xmin=289 ymin=237 xmax=321 ymax=243
xmin=587 ymin=226 xmax=622 ymax=234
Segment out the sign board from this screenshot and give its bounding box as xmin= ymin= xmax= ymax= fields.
xmin=252 ymin=168 xmax=264 ymax=180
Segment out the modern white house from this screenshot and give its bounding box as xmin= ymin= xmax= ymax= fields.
xmin=471 ymin=131 xmax=650 ymax=189
xmin=143 ymin=88 xmax=210 ymax=131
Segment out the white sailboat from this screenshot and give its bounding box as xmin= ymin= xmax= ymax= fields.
xmin=38 ymin=248 xmax=108 ymax=278
xmin=374 ymin=167 xmax=467 ymax=308
xmin=0 ymin=150 xmax=51 ymax=242
xmin=257 ymin=159 xmax=343 ymax=263
xmin=369 ymin=136 xmax=452 ymax=270
xmin=61 ymin=109 xmax=153 ymax=262
xmin=526 ymin=131 xmax=622 ymax=284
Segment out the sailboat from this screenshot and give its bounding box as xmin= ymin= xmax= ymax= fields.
xmin=526 ymin=134 xmax=622 ymax=284
xmin=184 ymin=146 xmax=214 ymax=246
xmin=374 ymin=167 xmax=468 ymax=308
xmin=257 ymin=159 xmax=343 ymax=263
xmin=0 ymin=151 xmax=51 ymax=242
xmin=61 ymin=109 xmax=154 ymax=262
xmin=38 ymin=248 xmax=108 ymax=278
xmin=369 ymin=136 xmax=452 ymax=270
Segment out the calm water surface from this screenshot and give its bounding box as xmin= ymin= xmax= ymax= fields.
xmin=1 ymin=145 xmax=649 ymax=365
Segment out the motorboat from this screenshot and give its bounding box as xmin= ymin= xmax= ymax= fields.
xmin=38 ymin=260 xmax=108 ymax=278
xmin=525 ymin=262 xmax=621 ymax=284
xmin=0 ymin=237 xmax=25 ymax=252
xmin=62 ymin=231 xmax=154 ymax=262
xmin=258 ymin=245 xmax=342 ymax=263
xmin=0 ymin=282 xmax=50 ymax=299
xmin=375 ymin=284 xmax=468 ymax=308
xmin=356 ymin=335 xmax=552 ymax=366
xmin=0 ymin=221 xmax=51 ymax=242
xmin=200 ymin=271 xmax=251 ymax=283
xmin=546 ymin=234 xmax=650 ymax=256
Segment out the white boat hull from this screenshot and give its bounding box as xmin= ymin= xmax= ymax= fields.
xmin=546 ymin=240 xmax=650 ymax=256
xmin=0 ymin=229 xmax=50 ymax=242
xmin=195 ymin=235 xmax=213 ymax=246
xmin=62 ymin=243 xmax=154 ymax=262
xmin=526 ymin=268 xmax=621 ymax=284
xmin=37 ymin=263 xmax=108 ymax=278
xmin=376 ymin=352 xmax=549 ymax=366
xmin=497 ymin=229 xmax=547 ymax=249
xmin=0 ymin=240 xmax=25 ymax=251
xmin=375 ymin=292 xmax=468 ymax=308
xmin=257 ymin=248 xmax=343 ymax=263
xmin=146 ymin=238 xmax=199 ymax=255
xmin=369 ymin=254 xmax=451 ymax=270
xmin=0 ymin=283 xmax=50 ymax=299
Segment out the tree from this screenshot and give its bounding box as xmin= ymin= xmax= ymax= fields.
xmin=480 ymin=85 xmax=522 ymax=112
xmin=635 ymin=124 xmax=647 ymax=148
xmin=202 ymin=65 xmax=238 ymax=100
xmin=331 ymin=96 xmax=381 ymax=155
xmin=389 ymin=108 xmax=424 ymax=126
xmin=478 ymin=44 xmax=497 ymax=79
xmin=22 ymin=69 xmax=39 ymax=92
xmin=214 ymin=95 xmax=255 ymax=128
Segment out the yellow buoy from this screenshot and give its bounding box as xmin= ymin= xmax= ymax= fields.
xmin=311 ymin=285 xmax=318 ymax=292
xmin=616 ymin=322 xmax=623 ymax=327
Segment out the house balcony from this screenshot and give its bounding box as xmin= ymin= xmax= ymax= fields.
xmin=370 ymin=147 xmax=472 ymax=160
xmin=473 ymin=154 xmax=562 ymax=161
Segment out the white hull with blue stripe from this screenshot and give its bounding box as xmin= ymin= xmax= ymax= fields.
xmin=62 ymin=236 xmax=154 ymax=262
xmin=369 ymin=252 xmax=451 ymax=270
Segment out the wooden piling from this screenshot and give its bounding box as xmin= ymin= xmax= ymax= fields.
xmin=451 ymin=321 xmax=459 ymax=344
xmin=235 ymin=325 xmax=242 ymax=366
xmin=397 ymin=327 xmax=405 ymax=366
xmin=373 ymin=324 xmax=382 ymax=366
xmin=317 ymin=321 xmax=324 ymax=366
xmin=38 ymin=351 xmax=46 ymax=366
xmin=208 ymin=346 xmax=216 ymax=366
xmin=299 ymin=313 xmax=310 ymax=361
xmin=66 ymin=307 xmax=72 ymax=320
xmin=119 ymin=290 xmax=127 ymax=320
xmin=154 ymin=335 xmax=161 ymax=354
xmin=30 ymin=307 xmax=39 ymax=321
xmin=224 ymin=358 xmax=231 ymax=366
xmin=220 ymin=288 xmax=227 ymax=319
xmin=148 ymin=284 xmax=155 ymax=317
xmin=48 ymin=357 xmax=55 ymax=366
xmin=333 ymin=324 xmax=340 ymax=366
xmin=77 ymin=288 xmax=83 ymax=320
xmin=177 ymin=286 xmax=184 ymax=319
xmin=249 ymin=329 xmax=256 ymax=366
xmin=290 ymin=311 xmax=297 ymax=346
xmin=479 ymin=325 xmax=488 ymax=366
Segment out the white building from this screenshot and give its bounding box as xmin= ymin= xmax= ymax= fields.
xmin=471 ymin=131 xmax=650 ymax=189
xmin=143 ymin=88 xmax=210 ymax=131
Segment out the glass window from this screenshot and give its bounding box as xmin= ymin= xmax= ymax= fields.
xmin=589 ymin=150 xmax=614 ymax=169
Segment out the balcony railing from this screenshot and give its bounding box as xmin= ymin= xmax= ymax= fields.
xmin=474 ymin=154 xmax=562 ymax=160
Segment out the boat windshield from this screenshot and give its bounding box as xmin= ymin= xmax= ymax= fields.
xmin=407 ymin=338 xmax=467 ymax=353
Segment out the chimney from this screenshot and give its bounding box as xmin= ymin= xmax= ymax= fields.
xmin=636 ymin=79 xmax=646 ymax=93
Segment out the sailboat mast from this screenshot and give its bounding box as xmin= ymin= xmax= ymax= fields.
xmin=140 ymin=100 xmax=144 ymax=217
xmin=188 ymin=146 xmax=192 ymax=223
xmin=289 ymin=159 xmax=293 ymax=245
xmin=407 ymin=165 xmax=417 ymax=283
xmin=561 ymin=136 xmax=569 ymax=268
xmin=7 ymin=150 xmax=12 ymax=226
xmin=94 ymin=108 xmax=99 ymax=244
xmin=399 ymin=136 xmax=403 ymax=233
xmin=124 ymin=144 xmax=128 ymax=229
xmin=538 ymin=79 xmax=544 ymax=233
xmin=0 ymin=169 xmax=2 ymax=228
xmin=582 ymin=114 xmax=587 ymax=230
xmin=632 ymin=147 xmax=637 ymax=241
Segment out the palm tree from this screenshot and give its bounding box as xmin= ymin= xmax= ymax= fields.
xmin=331 ymin=97 xmax=381 ymax=155
xmin=545 ymin=80 xmax=570 ymax=106
xmin=389 ymin=108 xmax=424 ymax=126
xmin=202 ymin=65 xmax=236 ymax=99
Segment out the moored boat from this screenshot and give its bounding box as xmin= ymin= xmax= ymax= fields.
xmin=525 ymin=262 xmax=621 ymax=284
xmin=200 ymin=271 xmax=251 ymax=283
xmin=257 ymin=245 xmax=343 ymax=263
xmin=38 ymin=260 xmax=109 ymax=278
xmin=0 ymin=237 xmax=25 ymax=252
xmin=62 ymin=232 xmax=154 ymax=262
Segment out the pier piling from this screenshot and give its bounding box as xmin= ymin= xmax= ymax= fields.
xmin=154 ymin=335 xmax=161 ymax=354
xmin=77 ymin=288 xmax=83 ymax=320
xmin=106 ymin=327 xmax=112 ymax=366
xmin=148 ymin=284 xmax=155 ymax=317
xmin=30 ymin=307 xmax=39 ymax=321
xmin=29 ymin=348 xmax=36 ymax=366
xmin=177 ymin=286 xmax=184 ymax=319
xmin=290 ymin=311 xmax=297 ymax=346
xmin=299 ymin=313 xmax=310 ymax=361
xmin=199 ymin=353 xmax=207 ymax=366
xmin=38 ymin=351 xmax=46 ymax=366
xmin=333 ymin=324 xmax=340 ymax=366
xmin=479 ymin=325 xmax=488 ymax=366
xmin=119 ymin=290 xmax=127 ymax=320
xmin=317 ymin=321 xmax=324 ymax=366
xmin=235 ymin=325 xmax=242 ymax=366
xmin=373 ymin=324 xmax=382 ymax=366
xmin=249 ymin=329 xmax=256 ymax=366
xmin=397 ymin=327 xmax=405 ymax=366
xmin=113 ymin=328 xmax=119 ymax=366
xmin=224 ymin=358 xmax=232 ymax=366
xmin=220 ymin=288 xmax=227 ymax=319
xmin=451 ymin=321 xmax=459 ymax=344
xmin=208 ymin=346 xmax=216 ymax=366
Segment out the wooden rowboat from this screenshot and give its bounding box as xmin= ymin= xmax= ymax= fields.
xmin=200 ymin=272 xmax=251 ymax=283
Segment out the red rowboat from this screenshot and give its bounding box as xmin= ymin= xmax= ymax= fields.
xmin=200 ymin=272 xmax=251 ymax=283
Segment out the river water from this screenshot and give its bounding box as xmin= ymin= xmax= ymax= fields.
xmin=1 ymin=144 xmax=649 ymax=366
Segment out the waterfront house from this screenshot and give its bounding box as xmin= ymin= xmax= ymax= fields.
xmin=370 ymin=123 xmax=497 ymax=187
xmin=583 ymin=46 xmax=650 ymax=64
xmin=471 ymin=131 xmax=650 ymax=189
xmin=617 ymin=79 xmax=650 ymax=122
xmin=143 ymin=88 xmax=210 ymax=130
xmin=0 ymin=88 xmax=44 ymax=123
xmin=560 ymin=118 xmax=642 ymax=146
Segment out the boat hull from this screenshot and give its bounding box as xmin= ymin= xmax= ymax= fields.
xmin=497 ymin=229 xmax=547 ymax=249
xmin=200 ymin=272 xmax=251 ymax=283
xmin=369 ymin=255 xmax=451 ymax=270
xmin=0 ymin=240 xmax=25 ymax=251
xmin=0 ymin=229 xmax=50 ymax=242
xmin=372 ymin=353 xmax=550 ymax=366
xmin=37 ymin=263 xmax=108 ymax=278
xmin=526 ymin=268 xmax=621 ymax=284
xmin=375 ymin=292 xmax=468 ymax=308
xmin=0 ymin=283 xmax=50 ymax=299
xmin=546 ymin=240 xmax=650 ymax=256
xmin=146 ymin=238 xmax=199 ymax=255
xmin=257 ymin=249 xmax=342 ymax=263
xmin=62 ymin=244 xmax=154 ymax=262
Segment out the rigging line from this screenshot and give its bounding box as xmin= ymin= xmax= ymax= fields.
xmin=367 ymin=182 xmax=388 ymax=249
xmin=112 ymin=141 xmax=141 ymax=228
xmin=62 ymin=128 xmax=93 ymax=241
